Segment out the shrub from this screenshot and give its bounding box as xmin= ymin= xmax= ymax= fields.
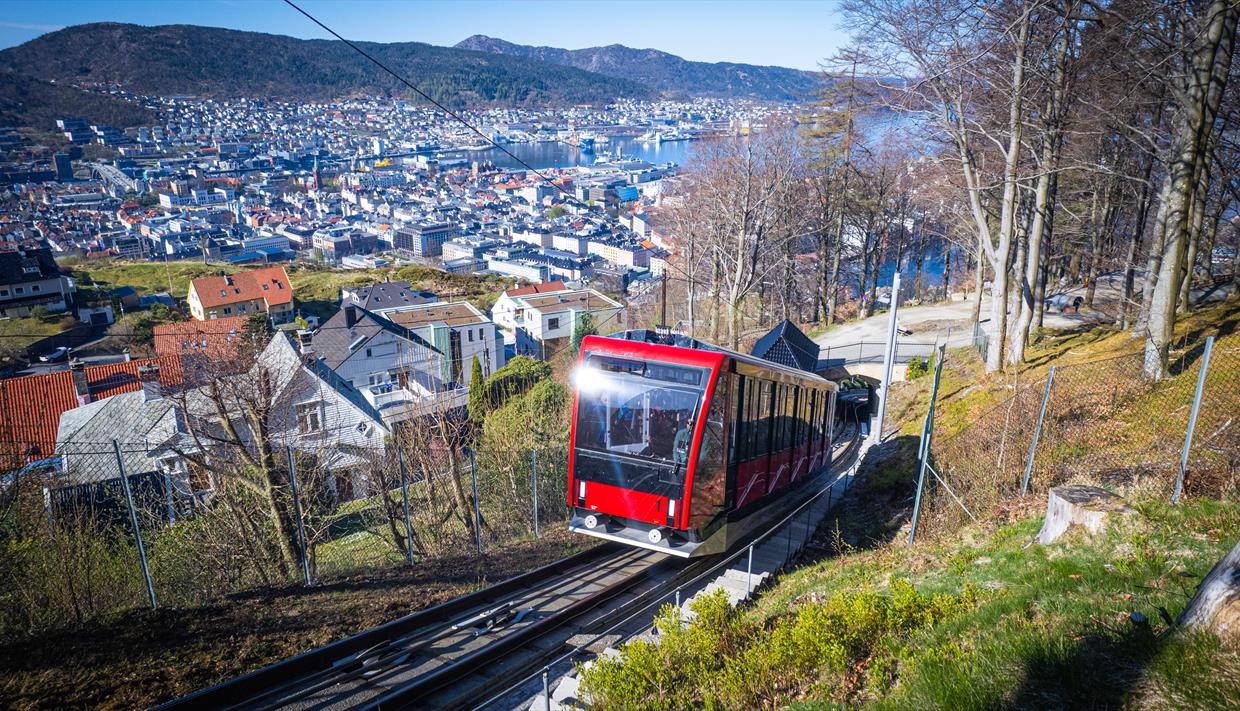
xmin=907 ymin=352 xmax=935 ymax=380
xmin=484 ymin=356 xmax=551 ymax=408
xmin=579 ymin=580 xmax=977 ymax=709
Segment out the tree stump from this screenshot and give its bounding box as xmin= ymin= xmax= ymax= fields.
xmin=1036 ymin=485 xmax=1136 ymax=545
xmin=1178 ymin=538 xmax=1240 ymax=642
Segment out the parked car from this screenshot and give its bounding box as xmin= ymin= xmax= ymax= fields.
xmin=39 ymin=346 xmax=70 ymax=362
xmin=1044 ymin=293 xmax=1084 ymax=313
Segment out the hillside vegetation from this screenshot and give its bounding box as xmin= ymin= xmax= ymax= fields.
xmin=66 ymin=258 xmax=511 ymax=320
xmin=581 ymin=305 xmax=1240 ymax=709
xmin=0 ymin=23 xmax=654 ymax=106
xmin=0 ymin=71 xmax=156 ymax=130
xmin=455 ymin=35 xmax=823 ymax=101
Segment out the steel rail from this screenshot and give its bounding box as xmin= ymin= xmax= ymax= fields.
xmin=471 ymin=420 xmax=865 ymax=711
xmin=164 ymin=416 xmax=865 ymax=711
xmin=154 ymin=543 xmax=623 ymax=711
xmin=362 ymin=552 xmax=717 ymax=710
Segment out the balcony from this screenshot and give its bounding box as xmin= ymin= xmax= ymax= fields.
xmin=362 ymin=382 xmax=468 ymax=424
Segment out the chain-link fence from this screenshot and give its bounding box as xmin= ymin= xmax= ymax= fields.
xmin=911 ymin=333 xmax=1239 ymax=541
xmin=0 ymin=437 xmax=570 ymax=637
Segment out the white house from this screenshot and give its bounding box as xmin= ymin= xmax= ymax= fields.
xmin=491 ymin=282 xmax=623 ymax=359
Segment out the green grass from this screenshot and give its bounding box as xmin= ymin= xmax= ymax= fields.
xmin=581 ymin=498 xmax=1240 ymax=709
xmin=61 ymin=259 xmax=515 ymax=321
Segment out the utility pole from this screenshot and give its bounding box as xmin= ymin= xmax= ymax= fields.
xmin=659 ymin=274 xmax=668 ymax=327
xmin=872 ymin=272 xmax=901 ymax=444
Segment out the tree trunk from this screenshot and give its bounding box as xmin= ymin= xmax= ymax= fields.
xmin=1144 ymin=0 xmax=1237 ymax=380
xmin=1177 ymin=537 xmax=1240 ymax=643
xmin=986 ymin=0 xmax=1032 ymax=373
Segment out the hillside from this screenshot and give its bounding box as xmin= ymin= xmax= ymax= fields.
xmin=455 ymin=35 xmax=823 ymax=101
xmin=579 ymin=304 xmax=1240 ymax=708
xmin=0 ymin=24 xmax=654 ymax=107
xmin=0 ymin=70 xmax=156 ymax=129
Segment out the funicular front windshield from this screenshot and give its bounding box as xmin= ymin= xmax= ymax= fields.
xmin=575 ymin=356 xmax=707 ymax=466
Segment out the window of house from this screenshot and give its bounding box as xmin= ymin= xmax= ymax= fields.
xmin=14 ymin=287 xmax=23 ymax=294
xmin=223 ymin=307 xmax=232 ymax=315
xmin=31 ymin=285 xmax=39 ymax=293
xmin=0 ymin=289 xmax=8 ymax=297
xmin=366 ymin=348 xmax=372 ymax=358
xmin=219 ymin=289 xmax=227 ymax=297
xmin=296 ymin=401 xmax=323 ymax=434
xmin=238 ymin=304 xmax=246 ymax=313
xmin=548 ymin=317 xmax=560 ymax=330
xmin=263 ymin=283 xmax=270 ymax=290
xmin=467 ymin=329 xmax=474 ymax=342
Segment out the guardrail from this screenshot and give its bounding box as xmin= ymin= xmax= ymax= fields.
xmin=820 ymin=340 xmax=936 ymax=365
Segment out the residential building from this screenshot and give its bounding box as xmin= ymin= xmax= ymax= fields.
xmin=310 ymin=305 xmax=463 ymax=425
xmin=0 ymin=248 xmax=75 ymax=318
xmin=394 ymin=222 xmax=458 ymax=258
xmin=384 ymin=301 xmax=505 ymax=390
xmin=154 ymin=315 xmax=249 ymax=362
xmin=0 ymin=356 xmax=184 ymax=463
xmin=491 ymin=284 xmax=622 ymax=359
xmin=340 ymin=280 xmax=437 ymax=314
xmin=186 ymin=265 xmax=294 ymax=322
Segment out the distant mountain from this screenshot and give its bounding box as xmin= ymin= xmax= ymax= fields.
xmin=0 ymin=23 xmax=654 ymax=107
xmin=455 ymin=35 xmax=823 ymax=101
xmin=0 ymin=70 xmax=156 ymax=130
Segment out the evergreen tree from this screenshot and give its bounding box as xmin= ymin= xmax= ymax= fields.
xmin=468 ymin=355 xmax=487 ymax=426
xmin=572 ymin=312 xmax=598 ymax=354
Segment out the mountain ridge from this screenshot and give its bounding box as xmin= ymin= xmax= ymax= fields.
xmin=454 ymin=34 xmax=823 ymax=101
xmin=0 ymin=23 xmax=655 ymax=107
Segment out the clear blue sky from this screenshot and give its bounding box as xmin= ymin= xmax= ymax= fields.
xmin=0 ymin=0 xmax=849 ymax=71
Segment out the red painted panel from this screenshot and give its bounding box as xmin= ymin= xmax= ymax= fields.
xmin=736 ymin=456 xmax=768 ymax=508
xmin=583 ymin=479 xmax=668 ymax=527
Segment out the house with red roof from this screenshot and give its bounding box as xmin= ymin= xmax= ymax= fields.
xmin=0 ymin=356 xmax=183 ymax=463
xmin=186 ymin=266 xmax=294 ymax=322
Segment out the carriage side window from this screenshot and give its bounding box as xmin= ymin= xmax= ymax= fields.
xmin=729 ymin=374 xmax=743 ymax=466
xmin=748 ymin=379 xmax=768 ymax=456
xmin=788 ymin=387 xmax=798 ymax=449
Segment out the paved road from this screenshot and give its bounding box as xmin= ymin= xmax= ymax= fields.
xmin=17 ymin=353 xmax=133 ymax=377
xmin=815 ymin=276 xmax=1121 ymax=356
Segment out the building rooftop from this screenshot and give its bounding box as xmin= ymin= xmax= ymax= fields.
xmin=190 ymin=265 xmax=292 ymax=309
xmin=385 ymin=301 xmax=490 ymax=329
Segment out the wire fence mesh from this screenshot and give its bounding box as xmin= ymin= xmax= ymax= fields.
xmin=913 ymin=335 xmax=1239 ymax=541
xmin=0 ymin=437 xmax=571 ymax=637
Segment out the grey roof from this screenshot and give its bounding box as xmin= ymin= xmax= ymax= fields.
xmin=0 ymin=248 xmax=62 ymax=285
xmin=750 ymin=320 xmax=821 ymax=373
xmin=343 ymin=281 xmax=436 ymax=311
xmin=56 ymin=389 xmax=184 ymax=483
xmin=313 ymin=306 xmax=439 ymax=371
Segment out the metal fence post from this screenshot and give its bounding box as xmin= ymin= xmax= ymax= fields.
xmin=468 ymin=447 xmax=483 ymax=555
xmin=542 ymin=668 xmax=551 ymax=711
xmin=286 ymin=446 xmax=312 ymax=586
xmin=1174 ymin=336 xmax=1214 ymax=504
xmin=746 ymin=544 xmax=754 ymax=594
xmin=532 ymin=449 xmax=540 ymax=538
xmin=1021 ymin=365 xmax=1056 ymax=497
xmin=397 ymin=448 xmax=416 ymax=566
xmin=113 ymin=440 xmax=156 ymax=610
xmin=908 ymin=345 xmax=946 ymax=545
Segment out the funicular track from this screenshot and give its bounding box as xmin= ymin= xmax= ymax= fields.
xmin=158 ymin=420 xmax=864 ymax=711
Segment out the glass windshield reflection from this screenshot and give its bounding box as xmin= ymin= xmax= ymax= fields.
xmin=575 ymin=358 xmax=705 ymax=466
